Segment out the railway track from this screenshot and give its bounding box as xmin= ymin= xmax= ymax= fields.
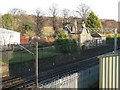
xmin=2 ymin=56 xmax=99 ymax=89
xmin=2 ymin=46 xmax=119 ymax=89
xmin=2 ymin=76 xmax=24 ymax=89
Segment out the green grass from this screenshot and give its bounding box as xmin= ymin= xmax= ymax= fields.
xmin=2 ymin=50 xmax=61 ymax=64
xmin=39 ymin=51 xmax=59 ymax=58
xmin=10 ymin=52 xmax=34 ymax=63
xmin=0 ymin=60 xmax=5 ymax=65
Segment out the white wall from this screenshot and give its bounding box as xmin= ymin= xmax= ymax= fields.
xmin=80 ymin=28 xmax=92 ymax=45
xmin=0 ymin=28 xmax=20 ymax=45
xmin=41 ymin=73 xmax=78 ymax=88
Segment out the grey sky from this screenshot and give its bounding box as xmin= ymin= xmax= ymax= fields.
xmin=0 ymin=0 xmax=119 ymax=21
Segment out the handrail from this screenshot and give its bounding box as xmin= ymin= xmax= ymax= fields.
xmin=17 ymin=44 xmax=34 ymax=55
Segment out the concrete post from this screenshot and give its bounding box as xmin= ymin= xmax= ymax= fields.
xmin=36 ymin=42 xmax=39 ymax=88
xmin=114 ymin=29 xmax=117 ymax=52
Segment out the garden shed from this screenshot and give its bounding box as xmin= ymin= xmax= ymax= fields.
xmin=0 ymin=28 xmax=20 ymax=45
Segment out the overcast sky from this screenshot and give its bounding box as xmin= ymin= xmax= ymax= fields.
xmin=0 ymin=0 xmax=119 ymax=21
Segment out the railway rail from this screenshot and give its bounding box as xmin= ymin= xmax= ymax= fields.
xmin=2 ymin=46 xmax=119 ymax=89
xmin=2 ymin=56 xmax=98 ymax=89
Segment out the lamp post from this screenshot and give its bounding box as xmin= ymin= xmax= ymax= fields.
xmin=114 ymin=29 xmax=117 ymax=52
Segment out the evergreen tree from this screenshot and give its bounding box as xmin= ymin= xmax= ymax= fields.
xmin=2 ymin=14 xmax=14 ymax=30
xmin=86 ymin=12 xmax=103 ymax=33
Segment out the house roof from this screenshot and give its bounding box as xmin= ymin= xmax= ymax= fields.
xmin=91 ymin=33 xmax=101 ymax=37
xmin=0 ymin=28 xmax=20 ymax=34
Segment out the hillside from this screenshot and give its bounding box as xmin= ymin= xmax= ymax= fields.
xmin=0 ymin=14 xmax=119 ymax=37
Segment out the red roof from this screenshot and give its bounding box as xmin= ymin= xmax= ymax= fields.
xmin=20 ymin=36 xmax=29 ymax=44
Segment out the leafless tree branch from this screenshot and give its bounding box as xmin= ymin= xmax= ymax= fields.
xmin=76 ymin=3 xmax=91 ymax=20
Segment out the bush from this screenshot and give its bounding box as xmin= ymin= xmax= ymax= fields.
xmin=55 ymin=30 xmax=69 ymax=39
xmin=54 ymin=29 xmax=77 ymax=53
xmin=55 ymin=39 xmax=77 ymax=53
xmin=106 ymin=34 xmax=120 ymax=38
xmin=38 ymin=42 xmax=54 ymax=48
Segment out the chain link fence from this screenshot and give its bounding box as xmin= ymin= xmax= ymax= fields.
xmin=1 ymin=37 xmax=116 ymax=78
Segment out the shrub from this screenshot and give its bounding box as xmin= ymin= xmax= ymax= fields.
xmin=106 ymin=34 xmax=114 ymax=38
xmin=106 ymin=34 xmax=120 ymax=38
xmin=55 ymin=30 xmax=69 ymax=40
xmin=55 ymin=39 xmax=77 ymax=53
xmin=54 ymin=29 xmax=77 ymax=53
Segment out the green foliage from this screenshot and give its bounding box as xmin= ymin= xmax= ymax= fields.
xmin=55 ymin=30 xmax=77 ymax=53
xmin=55 ymin=30 xmax=69 ymax=39
xmin=1 ymin=50 xmax=60 ymax=64
xmin=22 ymin=23 xmax=33 ymax=31
xmin=55 ymin=39 xmax=77 ymax=53
xmin=20 ymin=23 xmax=34 ymax=35
xmin=106 ymin=34 xmax=120 ymax=38
xmin=86 ymin=12 xmax=103 ymax=33
xmin=2 ymin=14 xmax=14 ymax=29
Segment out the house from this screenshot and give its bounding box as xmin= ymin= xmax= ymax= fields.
xmin=91 ymin=33 xmax=106 ymax=44
xmin=79 ymin=28 xmax=106 ymax=48
xmin=65 ymin=21 xmax=106 ymax=48
xmin=79 ymin=28 xmax=93 ymax=46
xmin=118 ymin=22 xmax=120 ymax=33
xmin=0 ymin=28 xmax=20 ymax=45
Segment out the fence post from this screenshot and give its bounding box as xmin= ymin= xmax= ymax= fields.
xmin=78 ymin=34 xmax=80 ymax=53
xmin=36 ymin=42 xmax=39 ymax=88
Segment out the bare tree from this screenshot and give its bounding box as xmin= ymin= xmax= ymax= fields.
xmin=76 ymin=3 xmax=91 ymax=20
xmin=34 ymin=8 xmax=44 ymax=36
xmin=62 ymin=8 xmax=70 ymax=24
xmin=9 ymin=8 xmax=26 ymax=16
xmin=62 ymin=9 xmax=70 ymax=19
xmin=49 ymin=3 xmax=59 ymax=31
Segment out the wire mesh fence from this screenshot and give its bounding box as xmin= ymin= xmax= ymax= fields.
xmin=0 ymin=42 xmax=78 ymax=77
xmin=1 ymin=36 xmax=119 ymax=89
xmin=0 ymin=37 xmax=116 ymax=78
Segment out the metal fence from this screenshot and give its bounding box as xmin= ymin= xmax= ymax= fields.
xmin=1 ymin=37 xmax=117 ymax=89
xmin=0 ymin=38 xmax=115 ymax=78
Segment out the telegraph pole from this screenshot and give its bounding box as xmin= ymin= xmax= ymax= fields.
xmin=14 ymin=43 xmax=39 ymax=88
xmin=36 ymin=42 xmax=39 ymax=88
